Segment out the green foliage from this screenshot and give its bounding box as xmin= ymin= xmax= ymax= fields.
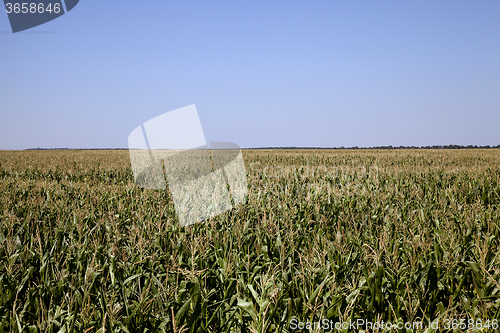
xmin=0 ymin=149 xmax=500 ymax=332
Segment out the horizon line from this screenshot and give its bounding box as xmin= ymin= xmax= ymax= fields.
xmin=4 ymin=144 xmax=499 ymax=151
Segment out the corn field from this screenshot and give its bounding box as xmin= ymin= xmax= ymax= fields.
xmin=1 ymin=149 xmax=500 ymax=332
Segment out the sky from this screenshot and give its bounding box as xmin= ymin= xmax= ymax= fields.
xmin=1 ymin=0 xmax=499 ymax=150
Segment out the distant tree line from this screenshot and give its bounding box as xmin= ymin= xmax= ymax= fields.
xmin=24 ymin=145 xmax=500 ymax=150
xmin=251 ymin=145 xmax=500 ymax=150
xmin=351 ymin=144 xmax=500 ymax=150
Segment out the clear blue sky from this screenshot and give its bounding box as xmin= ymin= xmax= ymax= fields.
xmin=1 ymin=0 xmax=499 ymax=149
